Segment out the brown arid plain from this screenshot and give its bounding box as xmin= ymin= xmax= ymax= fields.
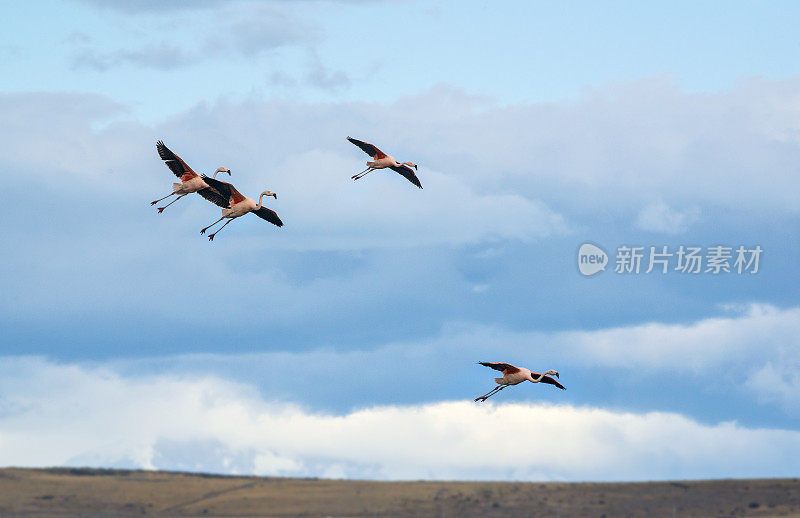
xmin=0 ymin=468 xmax=798 ymax=517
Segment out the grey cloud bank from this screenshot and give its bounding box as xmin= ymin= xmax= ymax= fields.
xmin=7 ymin=75 xmax=800 ymax=216
xmin=0 ymin=77 xmax=798 ymax=447
xmin=67 ymin=3 xmax=327 ymax=73
xmin=1 ymin=79 xmax=797 ymax=361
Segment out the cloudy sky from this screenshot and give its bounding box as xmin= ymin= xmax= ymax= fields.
xmin=1 ymin=0 xmax=799 ymax=481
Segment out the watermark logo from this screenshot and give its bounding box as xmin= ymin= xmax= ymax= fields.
xmin=578 ymin=243 xmax=608 ymax=276
xmin=577 ymin=243 xmax=762 ymax=276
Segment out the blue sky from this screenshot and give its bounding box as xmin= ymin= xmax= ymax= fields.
xmin=1 ymin=0 xmax=800 ymax=480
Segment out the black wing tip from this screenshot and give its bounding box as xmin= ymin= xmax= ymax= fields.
xmin=545 ymin=376 xmax=567 ymax=390
xmin=156 ymin=140 xmax=176 ymax=163
xmin=197 ymin=187 xmax=231 ymax=209
xmin=255 ymin=207 xmax=284 ymax=227
xmin=410 ymin=173 xmax=423 ymax=189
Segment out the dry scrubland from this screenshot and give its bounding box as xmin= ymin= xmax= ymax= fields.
xmin=0 ymin=468 xmax=798 ymax=517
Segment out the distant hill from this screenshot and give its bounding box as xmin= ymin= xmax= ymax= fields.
xmin=0 ymin=467 xmax=797 ymax=517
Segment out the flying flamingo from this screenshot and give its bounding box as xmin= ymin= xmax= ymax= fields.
xmin=199 ymin=180 xmax=282 ymax=241
xmin=474 ymin=362 xmax=565 ymax=402
xmin=347 ymin=137 xmax=422 ymax=188
xmin=151 ymin=141 xmax=232 ymax=213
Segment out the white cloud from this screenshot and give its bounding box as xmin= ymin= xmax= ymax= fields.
xmin=72 ymin=0 xmax=227 ymax=13
xmin=111 ymin=303 xmax=799 ymax=415
xmin=138 ymin=74 xmax=800 ymax=218
xmin=304 ymin=52 xmax=351 ymax=91
xmin=7 ymin=72 xmax=800 ymax=224
xmin=462 ymin=304 xmax=800 ymax=415
xmin=66 ymin=3 xmax=323 ymax=72
xmin=746 ymin=362 xmax=800 ymax=412
xmin=0 ymin=92 xmax=137 ymax=182
xmin=270 ymin=150 xmax=568 ymax=249
xmin=71 ymin=0 xmax=381 ymax=14
xmin=71 ymin=44 xmax=196 ymax=72
xmin=0 ymin=357 xmax=798 ymax=481
xmin=380 ymin=304 xmax=799 ymax=377
xmin=553 ymin=304 xmax=800 ymax=371
xmin=635 ymin=200 xmax=699 ymax=234
xmin=0 ymin=91 xmax=569 ymax=251
xmin=7 ymin=74 xmax=800 ymax=253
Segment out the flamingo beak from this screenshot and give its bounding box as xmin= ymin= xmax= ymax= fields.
xmin=227 ymin=169 xmax=231 ymax=175
xmin=273 ymin=193 xmax=277 ymax=199
xmin=555 ymin=372 xmax=560 ymax=378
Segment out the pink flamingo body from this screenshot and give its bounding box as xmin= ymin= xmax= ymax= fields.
xmin=474 ymin=362 xmax=565 ymax=402
xmin=152 ymin=141 xmax=231 ymax=212
xmin=199 ymin=180 xmax=282 ymax=241
xmin=347 ymin=137 xmax=422 ymax=188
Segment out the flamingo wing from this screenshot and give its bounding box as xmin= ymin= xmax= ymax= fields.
xmin=204 ymin=177 xmax=245 ymax=207
xmin=253 ymin=207 xmax=284 ymax=227
xmin=199 ymin=175 xmax=233 ymax=208
xmin=156 ymin=141 xmax=198 ymax=180
xmin=533 ymin=373 xmax=566 ymax=390
xmin=478 ymin=362 xmax=520 ymax=374
xmin=389 ymin=164 xmax=423 ymax=188
xmin=347 ymin=137 xmax=386 ymax=159
xmin=227 ymin=184 xmax=247 ymax=205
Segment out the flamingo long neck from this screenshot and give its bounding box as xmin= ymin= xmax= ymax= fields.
xmin=212 ymin=170 xmax=222 ymax=179
xmin=531 ymin=372 xmax=546 ymax=383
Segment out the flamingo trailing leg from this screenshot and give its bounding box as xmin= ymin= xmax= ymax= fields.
xmin=474 ymin=384 xmax=510 ymax=402
xmin=152 ymin=193 xmax=187 ymax=212
xmin=200 ymin=216 xmax=234 ymax=240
